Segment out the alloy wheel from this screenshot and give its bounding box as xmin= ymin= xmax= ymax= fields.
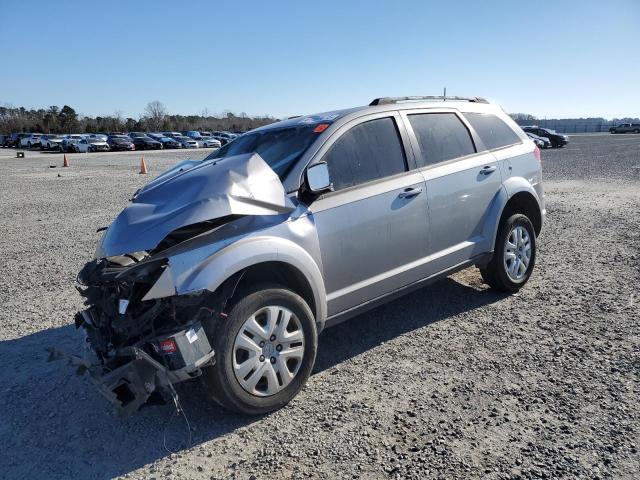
xmin=503 ymin=225 xmax=532 ymax=281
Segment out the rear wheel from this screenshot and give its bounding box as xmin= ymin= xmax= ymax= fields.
xmin=481 ymin=213 xmax=536 ymax=292
xmin=202 ymin=284 xmax=317 ymax=414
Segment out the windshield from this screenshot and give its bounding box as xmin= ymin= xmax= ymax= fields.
xmin=204 ymin=125 xmax=321 ymax=179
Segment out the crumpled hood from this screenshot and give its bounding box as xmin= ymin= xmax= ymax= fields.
xmin=96 ymin=153 xmax=295 ymax=258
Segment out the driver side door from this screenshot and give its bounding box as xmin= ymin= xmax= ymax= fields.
xmin=308 ymin=114 xmax=430 ymax=317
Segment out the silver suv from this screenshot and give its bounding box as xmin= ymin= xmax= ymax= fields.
xmin=67 ymin=96 xmax=544 ymax=416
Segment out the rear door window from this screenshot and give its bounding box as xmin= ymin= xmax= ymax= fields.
xmin=407 ymin=113 xmax=476 ymax=167
xmin=323 ymin=117 xmax=407 ymax=191
xmin=464 ymin=113 xmax=522 ymax=150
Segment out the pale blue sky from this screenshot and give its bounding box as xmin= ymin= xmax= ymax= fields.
xmin=1 ymin=0 xmax=638 ymax=119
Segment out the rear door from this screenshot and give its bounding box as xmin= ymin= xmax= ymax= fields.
xmin=401 ymin=110 xmax=504 ymax=274
xmin=309 ymin=113 xmax=430 ymax=316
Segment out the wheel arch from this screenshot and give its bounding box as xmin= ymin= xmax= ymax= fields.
xmin=174 ymin=236 xmax=327 ymax=330
xmin=219 ymin=261 xmax=318 ymax=328
xmin=489 ymin=182 xmax=543 ymax=252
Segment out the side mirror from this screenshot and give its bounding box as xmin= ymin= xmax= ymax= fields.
xmin=305 ymin=162 xmax=332 ymax=193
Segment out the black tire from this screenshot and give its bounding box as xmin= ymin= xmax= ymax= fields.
xmin=201 ymin=283 xmax=317 ymax=414
xmin=634 ymin=129 xmax=639 ymax=134
xmin=480 ymin=213 xmax=537 ymax=293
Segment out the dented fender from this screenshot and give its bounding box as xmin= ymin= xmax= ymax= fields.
xmin=144 ymin=232 xmax=328 ymax=328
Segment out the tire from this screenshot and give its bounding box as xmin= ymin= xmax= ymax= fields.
xmin=201 ymin=283 xmax=317 ymax=414
xmin=480 ymin=213 xmax=536 ymax=293
xmin=634 ymin=130 xmax=639 ymax=134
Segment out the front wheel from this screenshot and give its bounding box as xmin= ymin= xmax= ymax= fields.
xmin=480 ymin=213 xmax=537 ymax=292
xmin=201 ymin=284 xmax=317 ymax=414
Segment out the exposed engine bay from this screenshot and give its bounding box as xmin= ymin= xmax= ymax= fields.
xmin=49 ymin=152 xmax=296 ymax=416
xmin=51 ymin=252 xmax=219 ymax=416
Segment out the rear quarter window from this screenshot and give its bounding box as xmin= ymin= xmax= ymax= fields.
xmin=407 ymin=113 xmax=476 ymax=167
xmin=464 ymin=113 xmax=521 ymax=150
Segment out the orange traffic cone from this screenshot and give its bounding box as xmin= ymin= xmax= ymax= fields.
xmin=139 ymin=157 xmax=148 ymax=174
xmin=63 ymin=154 xmax=69 ymax=167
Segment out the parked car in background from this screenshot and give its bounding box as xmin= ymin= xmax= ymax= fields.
xmin=132 ymin=136 xmax=163 ymax=150
xmin=200 ymin=131 xmax=213 ymax=137
xmin=107 ymin=135 xmax=135 ymax=151
xmin=129 ymin=132 xmax=148 ymax=139
xmin=86 ymin=134 xmax=108 ymax=142
xmin=20 ymin=134 xmax=43 ymax=148
xmin=609 ymin=123 xmax=640 ymax=134
xmin=212 ymin=131 xmax=236 ymax=145
xmin=65 ymin=134 xmax=85 ymax=141
xmin=185 ymin=130 xmax=203 ymax=140
xmin=61 ymin=138 xmax=81 ymax=152
xmin=66 ymin=138 xmax=110 ymax=153
xmin=6 ymin=133 xmax=27 ymax=148
xmin=162 ymin=131 xmax=182 ymax=138
xmin=70 ymin=138 xmax=91 ymax=153
xmin=522 ymin=126 xmax=568 ymax=148
xmin=526 ymin=132 xmax=551 ymax=149
xmin=88 ymin=137 xmax=110 ymax=152
xmin=199 ymin=137 xmax=222 ymax=148
xmin=174 ymin=135 xmax=198 ymax=148
xmin=39 ymin=134 xmax=65 ymax=150
xmin=61 ymin=137 xmax=89 ymax=153
xmin=148 ymin=133 xmax=182 ymax=149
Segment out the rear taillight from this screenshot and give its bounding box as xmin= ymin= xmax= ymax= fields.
xmin=533 ymin=145 xmax=542 ymax=167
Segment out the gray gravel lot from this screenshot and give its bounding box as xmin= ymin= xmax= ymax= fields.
xmin=1 ymin=135 xmax=639 ymax=479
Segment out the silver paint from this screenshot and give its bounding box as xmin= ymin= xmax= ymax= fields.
xmin=96 ymin=99 xmax=544 ymax=331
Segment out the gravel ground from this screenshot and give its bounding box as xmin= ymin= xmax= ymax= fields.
xmin=0 ymin=135 xmax=638 ymax=479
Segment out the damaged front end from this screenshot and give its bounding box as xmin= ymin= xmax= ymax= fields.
xmin=53 ymin=152 xmax=297 ymax=416
xmin=56 ymin=253 xmax=217 ymax=416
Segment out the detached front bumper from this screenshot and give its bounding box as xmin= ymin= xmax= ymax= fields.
xmin=50 ymin=320 xmax=214 ymax=417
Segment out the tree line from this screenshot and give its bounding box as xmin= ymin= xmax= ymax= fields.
xmin=0 ymin=101 xmax=278 ymax=134
xmin=3 ymin=103 xmax=637 ymax=136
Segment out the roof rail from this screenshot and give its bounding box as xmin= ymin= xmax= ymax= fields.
xmin=369 ymin=96 xmax=489 ymax=106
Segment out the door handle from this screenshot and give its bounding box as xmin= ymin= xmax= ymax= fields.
xmin=398 ymin=187 xmax=423 ymax=198
xmin=479 ymin=165 xmax=497 ymax=175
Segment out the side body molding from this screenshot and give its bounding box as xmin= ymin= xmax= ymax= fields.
xmin=168 ymin=236 xmax=328 ymax=328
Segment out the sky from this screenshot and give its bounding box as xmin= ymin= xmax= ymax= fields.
xmin=1 ymin=0 xmax=639 ymax=120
